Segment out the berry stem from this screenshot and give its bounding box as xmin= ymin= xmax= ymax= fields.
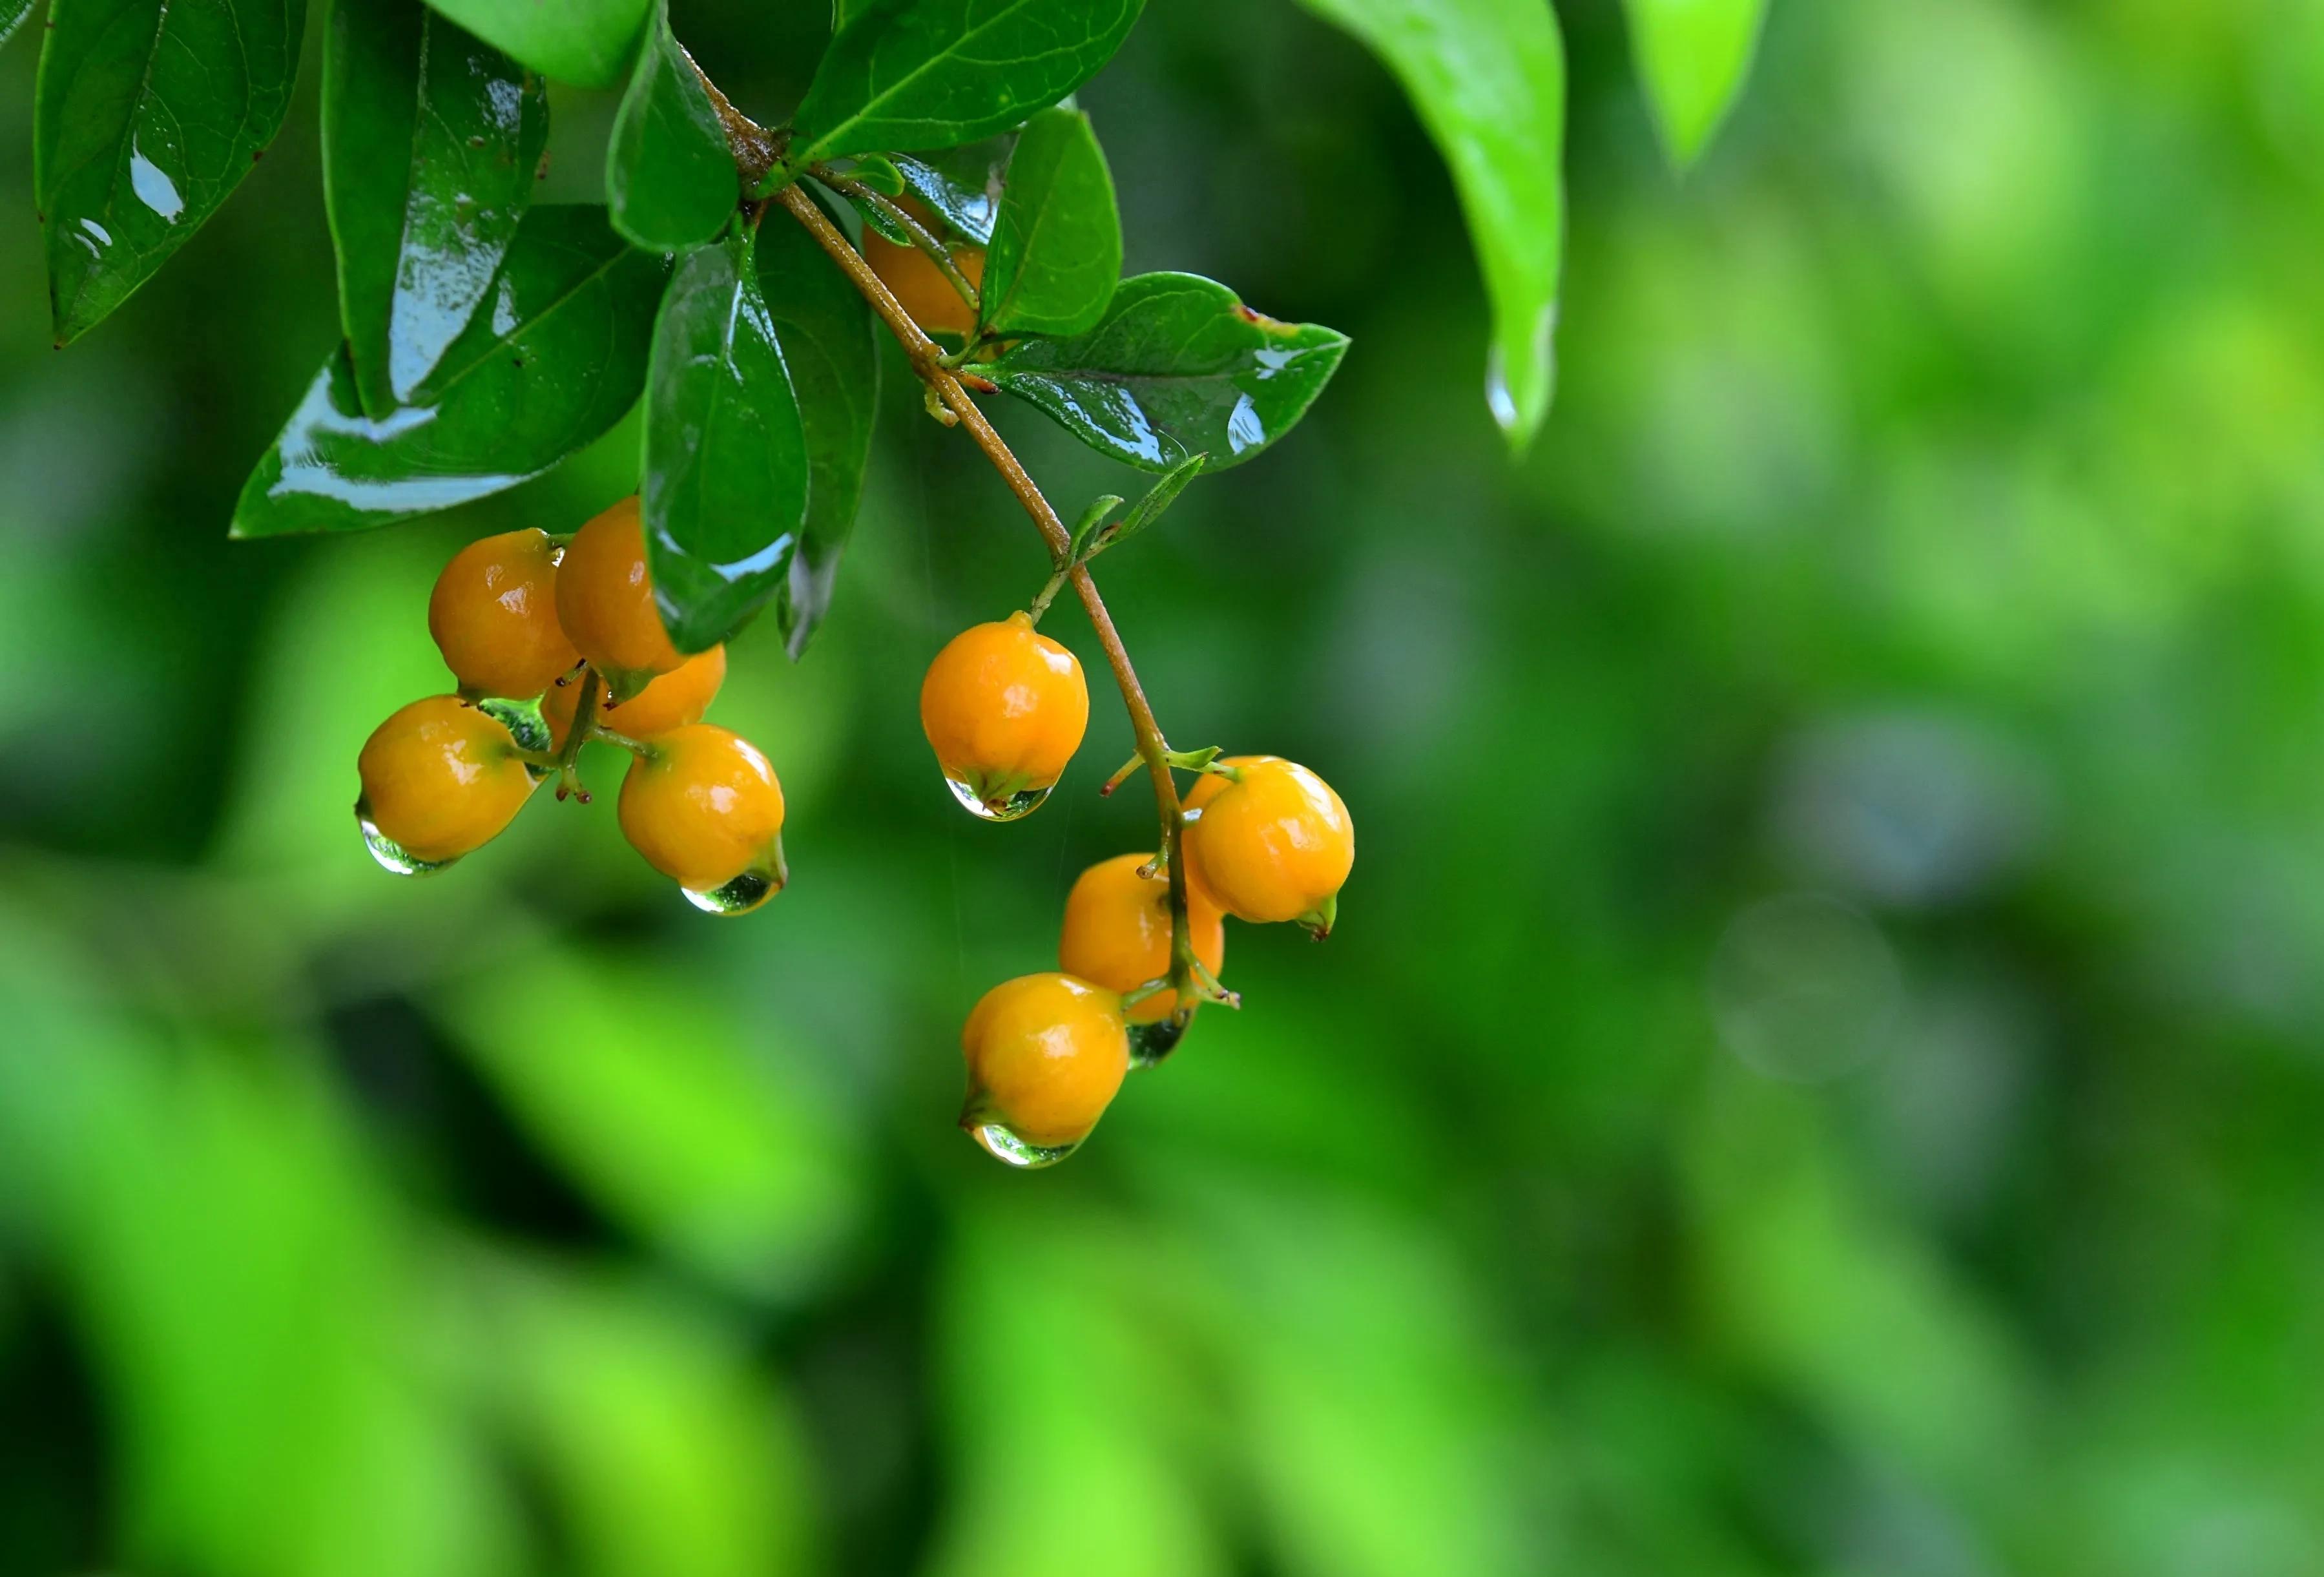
xmin=809 ymin=167 xmax=982 ymax=318
xmin=772 ymin=181 xmax=1203 ymax=1033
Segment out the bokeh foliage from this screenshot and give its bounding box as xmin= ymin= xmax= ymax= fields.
xmin=8 ymin=1 xmax=2324 ymax=1573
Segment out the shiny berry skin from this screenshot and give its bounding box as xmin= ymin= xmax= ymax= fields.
xmin=865 ymin=202 xmax=984 ymax=337
xmin=617 ymin=724 xmax=785 ymax=896
xmin=357 ymin=696 xmax=536 ymax=864
xmin=554 ymin=496 xmax=685 ymax=700
xmin=960 ymin=973 xmax=1129 ymax=1151
xmin=543 ymin=645 xmax=725 ymax=749
xmin=1059 ymin=853 xmax=1226 ymax=1023
xmin=1182 ymin=756 xmax=1354 ymax=932
xmin=427 ymin=528 xmax=580 ymax=700
xmin=919 ymin=612 xmax=1088 ymax=815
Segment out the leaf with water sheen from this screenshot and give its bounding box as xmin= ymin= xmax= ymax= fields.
xmin=642 ymin=227 xmax=813 ymax=654
xmin=981 ymin=105 xmax=1118 ymax=337
xmin=789 ymin=0 xmax=1143 ymax=163
xmin=607 ymin=0 xmax=736 ymax=251
xmin=420 ymin=0 xmax=647 ymax=87
xmin=325 ymin=0 xmax=548 ymax=417
xmin=35 ymin=0 xmax=309 ymax=345
xmin=1623 ymin=0 xmax=1766 ymax=169
xmin=893 ymin=131 xmax=1017 ymax=244
xmin=1 ymin=0 xmax=37 ymax=50
xmin=231 ymin=206 xmax=669 ymax=538
xmin=986 ymin=272 xmax=1347 ymax=472
xmin=1293 ymin=0 xmax=1564 ymax=450
xmin=760 ymin=204 xmax=877 ymax=658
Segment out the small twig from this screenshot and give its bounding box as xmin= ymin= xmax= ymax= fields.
xmin=812 ymin=167 xmax=982 ymax=317
xmin=772 ymin=182 xmax=1203 ymax=1024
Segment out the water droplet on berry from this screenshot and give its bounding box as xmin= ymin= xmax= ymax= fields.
xmin=355 ymin=797 xmax=458 ymax=877
xmin=681 ymin=866 xmax=780 ymax=915
xmin=942 ymin=772 xmax=1052 ymax=822
xmin=1127 ymin=1016 xmax=1187 ymax=1068
xmin=964 ymin=1118 xmax=1082 ymax=1169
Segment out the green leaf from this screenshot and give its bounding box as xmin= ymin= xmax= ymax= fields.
xmin=981 ymin=105 xmax=1119 ymax=338
xmin=760 ymin=202 xmax=878 ymax=658
xmin=607 ymin=0 xmax=736 ymax=251
xmin=893 ymin=131 xmax=1017 ymax=244
xmin=641 ymin=225 xmax=811 ymax=655
xmin=231 ymin=206 xmax=668 ymax=538
xmin=1 ymin=0 xmax=38 ymax=51
xmin=34 ymin=0 xmax=310 ymax=345
xmin=1623 ymin=0 xmax=1766 ymax=169
xmin=789 ymin=0 xmax=1143 ymax=164
xmin=324 ymin=0 xmax=549 ymax=418
xmin=1292 ymin=0 xmax=1564 ymax=450
xmin=986 ymin=273 xmax=1347 ymax=472
xmin=420 ymin=0 xmax=648 ymax=88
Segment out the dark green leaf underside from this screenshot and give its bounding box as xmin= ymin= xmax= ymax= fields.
xmin=232 ymin=205 xmax=668 ymax=537
xmin=325 ymin=0 xmax=549 ymax=417
xmin=419 ymin=0 xmax=648 ymax=88
xmin=988 ymin=271 xmax=1347 ymax=472
xmin=607 ymin=0 xmax=736 ymax=252
xmin=789 ymin=0 xmax=1143 ymax=163
xmin=36 ymin=0 xmax=310 ymax=344
xmin=642 ymin=227 xmax=812 ymax=654
xmin=760 ymin=197 xmax=877 ymax=658
xmin=981 ymin=105 xmax=1118 ymax=338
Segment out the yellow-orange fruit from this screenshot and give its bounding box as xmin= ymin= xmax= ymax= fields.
xmin=616 ymin=724 xmax=785 ymax=895
xmin=428 ymin=528 xmax=579 ymax=699
xmin=545 ymin=645 xmax=725 ymax=749
xmin=357 ymin=696 xmax=536 ymax=864
xmin=554 ymin=496 xmax=683 ymax=699
xmin=1182 ymin=756 xmax=1354 ymax=930
xmin=866 ymin=200 xmax=984 ymax=337
xmin=961 ymin=972 xmax=1128 ymax=1151
xmin=1058 ymin=853 xmax=1227 ymax=1023
xmin=918 ymin=612 xmax=1088 ymax=817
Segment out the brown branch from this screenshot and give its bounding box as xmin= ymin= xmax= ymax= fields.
xmin=772 ymin=182 xmax=1200 ymax=1029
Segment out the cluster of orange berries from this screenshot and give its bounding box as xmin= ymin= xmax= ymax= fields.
xmin=355 ymin=497 xmax=787 ymax=912
xmin=357 ymin=450 xmax=1353 ymax=1169
xmin=919 ymin=611 xmax=1354 ymax=1165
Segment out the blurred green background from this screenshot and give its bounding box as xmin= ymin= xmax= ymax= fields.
xmin=10 ymin=1 xmax=2324 ymax=1572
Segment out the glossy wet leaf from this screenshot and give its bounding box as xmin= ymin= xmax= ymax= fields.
xmin=35 ymin=0 xmax=310 ymax=345
xmin=789 ymin=0 xmax=1143 ymax=163
xmin=760 ymin=202 xmax=877 ymax=658
xmin=893 ymin=132 xmax=1017 ymax=244
xmin=420 ymin=0 xmax=648 ymax=87
xmin=324 ymin=0 xmax=549 ymax=417
xmin=1623 ymin=0 xmax=1767 ymax=168
xmin=642 ymin=226 xmax=811 ymax=654
xmin=986 ymin=272 xmax=1347 ymax=472
xmin=1293 ymin=0 xmax=1564 ymax=450
xmin=981 ymin=106 xmax=1119 ymax=337
xmin=232 ymin=206 xmax=668 ymax=538
xmin=607 ymin=0 xmax=736 ymax=251
xmin=1 ymin=0 xmax=36 ymax=50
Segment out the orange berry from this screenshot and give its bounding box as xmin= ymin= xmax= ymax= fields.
xmin=427 ymin=528 xmax=579 ymax=699
xmin=544 ymin=645 xmax=725 ymax=749
xmin=865 ymin=200 xmax=984 ymax=337
xmin=356 ymin=696 xmax=536 ymax=868
xmin=616 ymin=723 xmax=786 ymax=908
xmin=554 ymin=496 xmax=685 ymax=700
xmin=960 ymin=972 xmax=1128 ymax=1161
xmin=1059 ymin=853 xmax=1226 ymax=1023
xmin=919 ymin=612 xmax=1088 ymax=819
xmin=1182 ymin=756 xmax=1353 ymax=932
